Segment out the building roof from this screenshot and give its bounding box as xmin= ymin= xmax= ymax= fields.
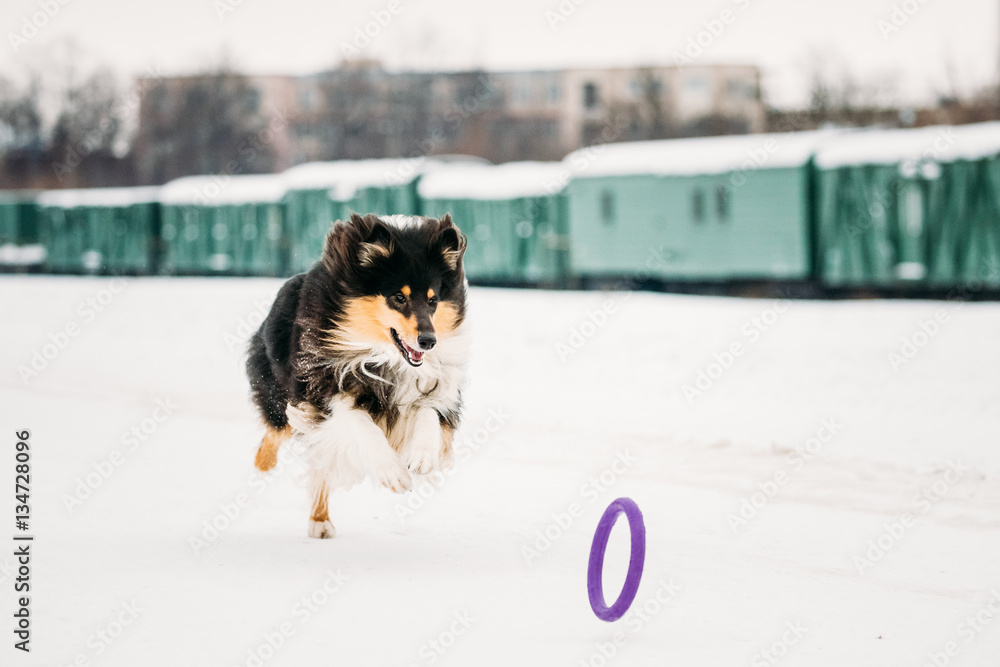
xmin=37 ymin=187 xmax=162 ymax=208
xmin=284 ymin=156 xmax=489 ymax=200
xmin=814 ymin=122 xmax=1000 ymax=169
xmin=418 ymin=161 xmax=566 ymax=200
xmin=283 ymin=159 xmax=418 ymax=193
xmin=159 ymin=174 xmax=286 ymax=205
xmin=565 ymin=130 xmax=837 ymax=178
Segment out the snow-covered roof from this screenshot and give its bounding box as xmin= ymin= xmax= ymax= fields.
xmin=37 ymin=186 xmax=161 ymax=208
xmin=286 ymin=156 xmax=489 ymax=199
xmin=159 ymin=174 xmax=286 ymax=206
xmin=284 ymin=158 xmax=427 ymax=194
xmin=815 ymin=122 xmax=1000 ymax=169
xmin=418 ymin=161 xmax=566 ymax=200
xmin=285 ymin=159 xmax=396 ymax=191
xmin=565 ymin=130 xmax=837 ymax=179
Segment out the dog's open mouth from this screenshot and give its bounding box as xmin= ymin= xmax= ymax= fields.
xmin=390 ymin=328 xmax=424 ymax=367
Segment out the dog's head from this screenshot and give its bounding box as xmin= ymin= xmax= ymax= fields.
xmin=322 ymin=213 xmax=467 ymax=367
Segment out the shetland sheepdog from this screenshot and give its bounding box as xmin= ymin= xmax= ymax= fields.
xmin=246 ymin=213 xmax=468 ymax=538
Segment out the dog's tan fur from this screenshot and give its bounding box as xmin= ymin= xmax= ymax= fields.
xmin=254 ymin=425 xmax=291 ymax=472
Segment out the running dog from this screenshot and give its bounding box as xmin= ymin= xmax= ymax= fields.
xmin=246 ymin=213 xmax=468 ymax=538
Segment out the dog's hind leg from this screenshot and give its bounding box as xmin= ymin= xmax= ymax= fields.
xmin=307 ymin=479 xmax=336 ymax=539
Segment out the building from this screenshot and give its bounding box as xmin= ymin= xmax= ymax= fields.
xmin=133 ymin=63 xmax=764 ymax=182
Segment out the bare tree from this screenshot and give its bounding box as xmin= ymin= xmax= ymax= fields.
xmin=0 ymin=75 xmax=46 ymax=187
xmin=634 ymin=67 xmax=670 ymax=140
xmin=132 ymin=68 xmax=277 ymax=184
xmin=0 ymin=75 xmax=44 ymax=148
xmin=805 ymin=56 xmax=899 ymax=127
xmin=49 ymin=67 xmax=126 ymax=186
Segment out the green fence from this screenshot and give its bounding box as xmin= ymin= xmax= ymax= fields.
xmin=815 ymin=124 xmax=1000 ymax=289
xmin=418 ymin=162 xmax=570 ymax=283
xmin=36 ymin=188 xmax=161 ymax=273
xmin=565 ymin=133 xmax=827 ymax=282
xmin=0 ymin=192 xmax=41 ymax=268
xmin=159 ymin=175 xmax=287 ymax=275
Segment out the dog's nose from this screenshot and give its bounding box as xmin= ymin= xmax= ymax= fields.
xmin=417 ymin=333 xmax=436 ymax=351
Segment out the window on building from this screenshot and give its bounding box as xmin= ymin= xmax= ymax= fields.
xmin=514 ymin=82 xmax=531 ymax=104
xmin=242 ymin=89 xmax=261 ymax=114
xmin=726 ymin=79 xmax=758 ymax=100
xmin=692 ymin=188 xmax=705 ymax=223
xmin=299 ymin=88 xmax=316 ymax=111
xmin=548 ymin=84 xmax=561 ymax=104
xmin=600 ymin=190 xmax=616 ymax=225
xmin=583 ymin=82 xmax=599 ymax=110
xmin=632 ymin=77 xmax=663 ymax=97
xmin=686 ymin=76 xmax=707 ymax=91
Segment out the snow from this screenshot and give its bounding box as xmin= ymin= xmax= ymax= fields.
xmin=0 ymin=243 xmax=45 ymax=266
xmin=418 ymin=162 xmax=566 ymax=201
xmin=284 ymin=156 xmax=488 ymax=200
xmin=36 ymin=186 xmax=162 ymax=209
xmin=1 ymin=277 xmax=999 ymax=666
xmin=281 ymin=159 xmax=414 ymax=202
xmin=566 ymin=130 xmax=839 ymax=178
xmin=815 ymin=122 xmax=1000 ymax=169
xmin=159 ymin=174 xmax=287 ymax=206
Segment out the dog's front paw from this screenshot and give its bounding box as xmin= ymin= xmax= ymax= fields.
xmin=404 ymin=436 xmax=443 ymax=475
xmin=403 ymin=409 xmax=446 ymax=475
xmin=377 ymin=462 xmax=412 ymax=493
xmin=371 ymin=448 xmax=412 ymax=493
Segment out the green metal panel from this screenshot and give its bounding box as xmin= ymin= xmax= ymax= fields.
xmin=36 ymin=197 xmax=158 ymax=274
xmin=0 ymin=199 xmax=20 ymax=246
xmin=160 ymin=202 xmax=286 ymax=276
xmin=0 ymin=195 xmax=39 ymax=244
xmin=815 ymin=165 xmax=900 ymax=287
xmin=0 ymin=193 xmax=42 ymax=268
xmin=37 ymin=206 xmax=86 ymax=272
xmin=350 ymin=182 xmax=421 ymax=218
xmin=285 ymin=181 xmax=423 ymax=275
xmin=925 ymin=158 xmax=1000 ymax=287
xmin=567 ymin=168 xmax=810 ymax=281
xmin=816 ymin=157 xmax=1000 ymax=289
xmin=421 ymin=194 xmax=570 ymax=283
xmin=284 ymin=188 xmax=338 ymax=275
xmin=230 ymin=203 xmax=286 ymax=275
xmin=104 ymin=203 xmax=158 ymax=273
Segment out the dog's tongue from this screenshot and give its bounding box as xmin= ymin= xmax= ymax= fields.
xmin=402 ymin=340 xmax=424 ymax=363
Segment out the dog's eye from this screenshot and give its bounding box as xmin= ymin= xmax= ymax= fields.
xmin=392 ymin=292 xmax=407 ymax=305
xmin=428 ymin=296 xmax=439 ymax=306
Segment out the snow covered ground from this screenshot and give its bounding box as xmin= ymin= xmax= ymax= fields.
xmin=1 ymin=276 xmax=999 ymax=667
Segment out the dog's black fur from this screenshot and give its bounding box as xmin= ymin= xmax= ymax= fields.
xmin=246 ymin=213 xmax=468 ymax=436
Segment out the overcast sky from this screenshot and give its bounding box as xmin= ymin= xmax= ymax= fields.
xmin=1 ymin=0 xmax=996 ymax=108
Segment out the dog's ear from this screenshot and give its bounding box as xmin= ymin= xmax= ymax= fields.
xmin=322 ymin=213 xmax=394 ymax=273
xmin=435 ymin=213 xmax=466 ymax=271
xmin=353 ymin=214 xmax=394 ymax=267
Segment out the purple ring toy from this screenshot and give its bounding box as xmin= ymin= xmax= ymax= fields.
xmin=587 ymin=497 xmax=646 ymax=622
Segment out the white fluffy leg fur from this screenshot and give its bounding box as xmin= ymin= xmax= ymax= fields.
xmin=304 ymin=395 xmax=411 ymax=493
xmin=400 ymin=408 xmax=445 ymax=475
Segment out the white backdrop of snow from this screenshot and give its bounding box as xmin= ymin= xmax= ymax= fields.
xmin=1 ymin=277 xmax=998 ymax=666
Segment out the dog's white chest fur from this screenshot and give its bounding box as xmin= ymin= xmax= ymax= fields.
xmin=298 ymin=331 xmax=468 ymax=497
